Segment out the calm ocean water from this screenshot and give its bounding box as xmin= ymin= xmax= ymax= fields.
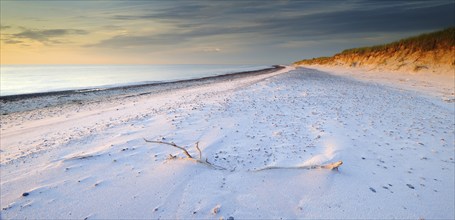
xmin=0 ymin=64 xmax=270 ymax=96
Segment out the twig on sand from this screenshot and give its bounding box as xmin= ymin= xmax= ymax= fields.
xmin=144 ymin=138 xmax=226 ymax=170
xmin=144 ymin=138 xmax=343 ymax=172
xmin=254 ymin=160 xmax=343 ymax=172
xmin=65 ymin=154 xmax=101 ymax=161
xmin=143 ymin=139 xmax=193 ymax=158
xmin=195 ymin=141 xmax=202 ymax=160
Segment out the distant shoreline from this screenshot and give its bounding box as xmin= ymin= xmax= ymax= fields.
xmin=0 ymin=65 xmax=284 ymax=114
xmin=0 ymin=65 xmax=283 ymax=102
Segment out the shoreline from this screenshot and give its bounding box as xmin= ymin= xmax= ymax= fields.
xmin=0 ymin=65 xmax=282 ymax=101
xmin=0 ymin=65 xmax=284 ymax=114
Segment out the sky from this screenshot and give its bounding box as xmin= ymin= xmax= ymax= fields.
xmin=1 ymin=0 xmax=454 ymax=65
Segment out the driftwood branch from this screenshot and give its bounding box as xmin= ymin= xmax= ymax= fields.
xmin=195 ymin=142 xmax=202 ymax=160
xmin=144 ymin=138 xmax=226 ymax=170
xmin=144 ymin=139 xmax=193 ymax=159
xmin=191 ymin=158 xmax=227 ymax=170
xmin=255 ymin=160 xmax=343 ymax=172
xmin=144 ymin=138 xmax=342 ymax=172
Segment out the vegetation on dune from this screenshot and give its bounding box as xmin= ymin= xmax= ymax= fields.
xmin=298 ymin=56 xmax=332 ymax=65
xmin=341 ymin=27 xmax=455 ymax=54
xmin=294 ymin=27 xmax=455 ymax=65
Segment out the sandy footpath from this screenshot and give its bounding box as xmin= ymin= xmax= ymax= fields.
xmin=1 ymin=66 xmax=454 ymax=219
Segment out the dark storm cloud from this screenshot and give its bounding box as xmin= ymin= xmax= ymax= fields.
xmin=5 ymin=28 xmax=88 ymax=44
xmin=270 ymin=2 xmax=454 ymax=36
xmin=108 ymin=1 xmax=453 ymax=31
xmin=112 ymin=3 xmax=211 ymax=21
xmin=92 ymin=0 xmax=453 ymax=49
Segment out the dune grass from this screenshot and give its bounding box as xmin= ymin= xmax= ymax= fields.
xmin=295 ymin=27 xmax=455 ymax=65
xmin=341 ymin=27 xmax=454 ymax=54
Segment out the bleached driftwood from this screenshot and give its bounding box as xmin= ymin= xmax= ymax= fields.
xmin=144 ymin=138 xmax=343 ymax=172
xmin=144 ymin=138 xmax=226 ymax=170
xmin=144 ymin=139 xmax=193 ymax=158
xmin=255 ymin=160 xmax=343 ymax=172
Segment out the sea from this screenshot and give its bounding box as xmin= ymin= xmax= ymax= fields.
xmin=0 ymin=64 xmax=271 ymax=97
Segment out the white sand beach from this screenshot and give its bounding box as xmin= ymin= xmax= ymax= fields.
xmin=1 ymin=66 xmax=454 ymax=219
